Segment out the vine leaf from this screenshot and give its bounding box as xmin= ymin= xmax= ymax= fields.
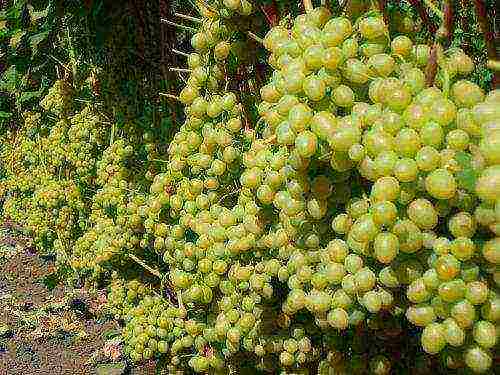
xmin=29 ymin=30 xmax=50 ymax=53
xmin=455 ymin=151 xmax=480 ymax=193
xmin=27 ymin=4 xmax=51 ymax=23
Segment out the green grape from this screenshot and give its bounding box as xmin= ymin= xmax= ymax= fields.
xmin=403 ymin=104 xmax=427 ymax=131
xmin=406 ymin=305 xmax=436 ymax=327
xmin=420 ymin=121 xmax=444 ymax=148
xmin=342 ymin=274 xmax=358 ymax=295
xmin=371 ymin=177 xmax=400 ymax=202
xmin=448 ymin=212 xmax=476 ymax=238
xmin=295 ymin=131 xmax=318 ymax=158
xmin=354 ymin=267 xmax=376 ymax=292
xmin=425 ymin=169 xmax=457 ymax=200
xmin=482 ymin=237 xmax=500 ymax=264
xmin=362 ymin=291 xmax=382 ymax=313
xmin=333 ymin=85 xmax=355 ymax=107
xmin=379 ymin=266 xmax=400 ymax=288
xmin=465 ymin=281 xmax=489 ymax=305
xmin=407 ymin=278 xmax=431 ymax=303
xmin=323 ymin=47 xmax=343 ymax=70
xmin=450 ymin=237 xmax=476 ymax=261
xmin=439 ymin=279 xmax=466 ymax=302
xmin=372 ymin=201 xmax=397 ymax=226
xmin=359 ymin=16 xmax=386 ymax=40
xmin=415 ymin=146 xmax=440 ymax=172
xmin=331 ymin=214 xmax=352 ymax=234
xmin=464 ymin=346 xmax=492 ymax=373
xmin=473 ymin=321 xmax=497 ymax=349
xmin=303 ymin=75 xmax=326 ymax=101
xmin=373 ymin=232 xmax=399 ymax=264
xmin=374 ymin=150 xmax=398 ymax=176
xmin=443 ymin=317 xmax=466 ymax=347
xmin=479 ymin=130 xmax=500 ymax=165
xmin=391 ymin=35 xmax=412 ymax=57
xmin=327 ymin=308 xmax=349 ymax=329
xmin=368 ymin=54 xmax=395 ymax=77
xmin=407 ymin=199 xmax=438 ymax=230
xmin=349 ymin=215 xmax=379 ymax=243
xmin=475 ymin=166 xmax=500 ymax=204
xmin=422 ymin=269 xmax=440 ymax=289
xmin=322 ymin=17 xmax=352 ymax=46
xmin=451 ymin=299 xmax=476 ymax=328
xmin=420 ymin=323 xmax=446 ymax=354
xmin=332 ymin=288 xmax=353 ymax=309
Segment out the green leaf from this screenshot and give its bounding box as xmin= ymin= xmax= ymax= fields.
xmin=29 ymin=30 xmax=50 ymax=54
xmin=41 ymin=267 xmax=69 ymax=291
xmin=102 ymin=329 xmax=121 ymax=339
xmin=0 ymin=323 xmax=12 ymax=338
xmin=3 ymin=0 xmax=27 ymax=21
xmin=9 ymin=29 xmax=26 ymax=48
xmin=0 ymin=66 xmax=19 ymax=92
xmin=28 ymin=3 xmax=50 ymax=22
xmin=16 ymin=90 xmax=42 ymax=106
xmin=42 ymin=272 xmax=61 ymax=291
xmin=0 ymin=111 xmax=12 ymax=119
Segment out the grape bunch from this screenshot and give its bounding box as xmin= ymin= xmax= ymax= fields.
xmin=1 ymin=2 xmax=499 ymax=375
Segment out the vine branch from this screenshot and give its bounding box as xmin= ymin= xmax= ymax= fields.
xmin=128 ymin=253 xmax=162 ymax=278
xmin=260 ymin=2 xmax=279 ymax=27
xmin=303 ymin=0 xmax=314 ymax=12
xmin=426 ymin=0 xmax=454 ymax=87
xmin=425 ymin=42 xmax=440 ymax=87
xmin=377 ymin=0 xmax=389 ymax=25
xmin=441 ymin=0 xmax=454 ymax=46
xmin=473 ymin=0 xmax=499 ymax=88
xmin=408 ymin=0 xmax=438 ymax=34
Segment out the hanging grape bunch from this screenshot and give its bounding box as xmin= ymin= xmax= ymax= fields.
xmin=0 ymin=0 xmax=498 ymax=374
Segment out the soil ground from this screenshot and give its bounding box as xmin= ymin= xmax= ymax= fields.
xmin=0 ymin=223 xmax=157 ymax=375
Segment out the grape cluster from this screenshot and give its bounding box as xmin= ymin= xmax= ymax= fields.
xmin=1 ymin=3 xmax=499 ymax=375
xmin=203 ymin=0 xmax=253 ymax=18
xmin=0 ymin=90 xmax=98 ymax=260
xmin=40 ymin=79 xmax=74 ymax=116
xmin=107 ymin=277 xmax=152 ymax=320
xmin=100 ymin=6 xmax=500 ymax=373
xmin=241 ymin=6 xmax=498 ymax=374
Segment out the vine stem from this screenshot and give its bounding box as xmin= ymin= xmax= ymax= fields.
xmin=377 ymin=0 xmax=389 ymax=25
xmin=128 ymin=253 xmax=161 ymax=278
xmin=426 ymin=0 xmax=453 ymax=87
xmin=169 ymin=67 xmax=192 ymax=73
xmin=174 ymin=12 xmax=202 ymax=23
xmin=425 ymin=42 xmax=440 ymax=87
xmin=159 ymin=92 xmax=180 ymax=100
xmin=160 ymin=18 xmax=197 ymax=32
xmin=260 ymin=2 xmax=279 ymax=27
xmin=441 ymin=0 xmax=454 ymax=46
xmin=247 ymin=31 xmax=264 ymax=45
xmin=172 ymin=48 xmax=189 ymax=57
xmin=408 ymin=0 xmax=437 ymax=34
xmin=473 ymin=0 xmax=499 ymax=88
xmin=303 ymin=0 xmax=314 ymax=12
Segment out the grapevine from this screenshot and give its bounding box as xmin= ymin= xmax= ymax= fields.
xmin=0 ymin=1 xmax=498 ymax=374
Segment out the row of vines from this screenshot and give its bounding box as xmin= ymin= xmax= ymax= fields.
xmin=0 ymin=0 xmax=499 ymax=374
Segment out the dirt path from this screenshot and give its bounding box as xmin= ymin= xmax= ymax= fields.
xmin=0 ymin=224 xmax=157 ymax=375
